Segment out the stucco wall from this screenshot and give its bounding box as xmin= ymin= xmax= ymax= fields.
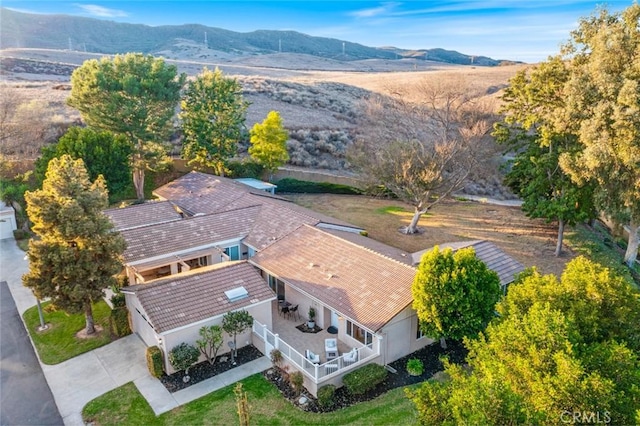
xmin=380 ymin=305 xmax=434 ymax=364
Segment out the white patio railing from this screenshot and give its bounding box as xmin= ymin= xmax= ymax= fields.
xmin=252 ymin=320 xmax=378 ymax=383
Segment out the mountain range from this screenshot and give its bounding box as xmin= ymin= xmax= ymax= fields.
xmin=0 ymin=8 xmax=511 ymax=66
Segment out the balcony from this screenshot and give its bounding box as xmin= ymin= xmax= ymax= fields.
xmin=252 ymin=302 xmax=380 ymax=386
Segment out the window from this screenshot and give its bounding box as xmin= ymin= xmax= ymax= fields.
xmin=247 ymin=247 xmax=256 ymax=258
xmin=224 ymin=246 xmax=240 ymax=261
xmin=268 ymin=275 xmax=285 ymax=301
xmin=417 ymin=327 xmax=425 ymax=340
xmin=346 ymin=320 xmax=373 ymax=345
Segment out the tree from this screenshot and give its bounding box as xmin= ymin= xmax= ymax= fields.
xmin=248 ymin=110 xmax=289 ymax=180
xmin=180 ymin=67 xmax=249 ymax=176
xmin=35 ymin=127 xmax=132 ymax=201
xmin=560 ymin=4 xmax=640 ymax=267
xmin=411 ymin=246 xmax=501 ymax=348
xmin=408 ymin=257 xmax=640 ymax=425
xmin=67 ymin=53 xmax=185 ymax=200
xmin=22 ymin=155 xmax=126 ymax=334
xmin=196 ymin=324 xmax=223 ymax=365
xmin=168 ymin=342 xmax=199 ymax=380
xmin=221 ymin=310 xmax=253 ymax=358
xmin=494 ymin=58 xmax=596 ymax=256
xmin=351 ymin=79 xmax=494 ymax=234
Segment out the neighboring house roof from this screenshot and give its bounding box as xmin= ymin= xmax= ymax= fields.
xmin=104 ymin=201 xmax=182 ymax=231
xmin=121 ymin=206 xmax=260 ymax=264
xmin=411 ymin=240 xmax=525 ymax=286
xmin=250 ymin=225 xmax=417 ymax=332
xmin=123 ymin=261 xmax=275 ymax=333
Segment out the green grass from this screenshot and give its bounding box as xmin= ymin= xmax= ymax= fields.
xmin=83 ymin=374 xmax=418 ymax=426
xmin=375 ymin=205 xmax=409 ymax=215
xmin=23 ymin=300 xmax=114 ymax=364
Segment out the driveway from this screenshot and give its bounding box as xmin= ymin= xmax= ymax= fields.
xmin=0 ymin=280 xmax=63 ymax=425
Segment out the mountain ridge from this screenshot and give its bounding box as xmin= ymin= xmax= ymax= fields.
xmin=0 ymin=7 xmax=515 ymax=66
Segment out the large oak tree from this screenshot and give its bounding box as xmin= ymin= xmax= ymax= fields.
xmin=23 ymin=155 xmax=126 ymax=334
xmin=67 ymin=53 xmax=185 ymax=200
xmin=494 ymin=58 xmax=596 ymax=256
xmin=560 ymin=4 xmax=640 ymax=267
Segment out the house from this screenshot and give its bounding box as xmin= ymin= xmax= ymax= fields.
xmin=108 ymin=171 xmax=525 ymax=396
xmin=0 ymin=200 xmax=18 ymax=240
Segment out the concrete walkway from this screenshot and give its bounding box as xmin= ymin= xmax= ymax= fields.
xmin=0 ymin=239 xmax=271 ymax=425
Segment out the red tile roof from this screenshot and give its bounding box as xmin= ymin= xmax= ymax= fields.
xmin=127 ymin=261 xmax=275 ymax=333
xmin=104 ymin=201 xmax=182 ymax=231
xmin=250 ymin=225 xmax=417 ymax=332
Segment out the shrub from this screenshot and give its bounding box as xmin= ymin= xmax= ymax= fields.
xmin=290 ymin=371 xmax=304 ymax=396
xmin=270 ymin=348 xmax=283 ymax=369
xmin=13 ymin=229 xmax=29 ymax=240
xmin=168 ymin=342 xmax=199 ymax=375
xmin=317 ymin=384 xmax=336 ymax=409
xmin=110 ymin=292 xmax=126 ymax=308
xmin=342 ymin=363 xmax=388 ymax=395
xmin=227 ymin=159 xmax=265 ymax=179
xmin=275 ymin=178 xmax=360 ymax=195
xmin=146 ymin=346 xmax=164 ymax=378
xmin=109 ymin=307 xmax=131 ymax=337
xmin=406 ymin=358 xmax=424 ymax=376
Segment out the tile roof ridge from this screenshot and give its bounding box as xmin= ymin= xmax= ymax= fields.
xmin=132 ymin=260 xmax=248 ymax=292
xmin=303 ymin=224 xmax=417 ymax=271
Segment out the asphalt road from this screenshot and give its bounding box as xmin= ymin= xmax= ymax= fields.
xmin=0 ymin=281 xmax=63 ymax=426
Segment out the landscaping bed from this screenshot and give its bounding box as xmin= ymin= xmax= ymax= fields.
xmin=265 ymin=340 xmax=468 ymax=412
xmin=160 ymin=345 xmax=264 ymax=392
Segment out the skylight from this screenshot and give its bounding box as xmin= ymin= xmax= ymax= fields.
xmin=225 ymin=286 xmax=249 ymax=302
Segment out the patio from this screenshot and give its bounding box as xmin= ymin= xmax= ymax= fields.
xmin=271 ymin=300 xmax=352 ymax=364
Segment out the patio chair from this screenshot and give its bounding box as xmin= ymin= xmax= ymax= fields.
xmin=305 ymin=349 xmax=320 ymax=366
xmin=289 ymin=305 xmax=299 ymax=321
xmin=343 ymin=348 xmax=358 ymax=366
xmin=325 ymin=338 xmax=338 ymax=360
xmin=280 ymin=306 xmax=290 ymax=318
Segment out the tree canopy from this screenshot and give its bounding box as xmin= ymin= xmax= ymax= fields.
xmin=22 ymin=155 xmax=126 ymax=334
xmin=67 ymin=53 xmax=185 ymax=200
xmin=411 ymin=246 xmax=501 ymax=346
xmin=248 ymin=110 xmax=289 ymax=179
xmin=408 ymin=257 xmax=640 ymax=425
xmin=494 ymin=58 xmax=596 ymax=256
xmin=559 ymin=4 xmax=640 ymax=267
xmin=35 ymin=127 xmax=132 ymax=202
xmin=180 ymin=67 xmax=249 ymax=176
xmin=351 ymin=79 xmax=494 ymax=234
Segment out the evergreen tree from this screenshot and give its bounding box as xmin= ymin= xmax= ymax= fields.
xmin=411 ymin=246 xmax=501 ymax=347
xmin=68 ymin=53 xmax=185 ymax=200
xmin=23 ymin=155 xmax=126 ymax=334
xmin=180 ymin=67 xmax=249 ymax=176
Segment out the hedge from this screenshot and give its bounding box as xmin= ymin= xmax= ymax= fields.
xmin=342 ymin=363 xmax=388 ymax=395
xmin=146 ymin=346 xmax=164 ymax=378
xmin=317 ymin=384 xmax=336 ymax=409
xmin=274 ymin=178 xmax=361 ymax=195
xmin=109 ymin=307 xmax=131 ymax=337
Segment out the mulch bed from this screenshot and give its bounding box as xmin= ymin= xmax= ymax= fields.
xmin=295 ymin=323 xmax=323 ymax=333
xmin=264 ymin=340 xmax=468 ymax=412
xmin=160 ymin=345 xmax=264 ymax=393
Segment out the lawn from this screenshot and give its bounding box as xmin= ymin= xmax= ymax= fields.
xmin=82 ymin=374 xmax=418 ymax=426
xmin=286 ymin=193 xmax=571 ymax=277
xmin=23 ymin=300 xmax=114 ymax=364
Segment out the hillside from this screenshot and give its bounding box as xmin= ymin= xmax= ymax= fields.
xmin=0 ymin=7 xmax=512 ymax=66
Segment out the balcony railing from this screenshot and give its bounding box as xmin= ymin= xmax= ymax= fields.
xmin=253 ymin=320 xmax=378 ymax=383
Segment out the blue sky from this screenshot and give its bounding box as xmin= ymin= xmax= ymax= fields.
xmin=3 ymin=1 xmax=633 ymax=62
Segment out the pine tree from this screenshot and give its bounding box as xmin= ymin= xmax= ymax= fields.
xmin=23 ymin=155 xmax=125 ymax=334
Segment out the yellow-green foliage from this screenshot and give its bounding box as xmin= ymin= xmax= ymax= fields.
xmin=146 ymin=346 xmax=164 ymax=378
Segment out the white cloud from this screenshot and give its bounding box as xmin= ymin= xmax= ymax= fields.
xmin=349 ymin=2 xmax=401 ymax=18
xmin=75 ymin=4 xmax=128 ymax=18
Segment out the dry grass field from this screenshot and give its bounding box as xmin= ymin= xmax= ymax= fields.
xmin=287 ymin=193 xmax=573 ymax=278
